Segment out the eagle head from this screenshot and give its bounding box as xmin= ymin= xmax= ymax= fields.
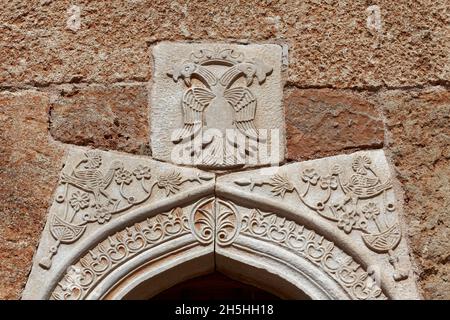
xmin=237 ymin=63 xmax=257 ymax=86
xmin=237 ymin=59 xmax=273 ymax=86
xmin=167 ymin=62 xmax=197 ymax=86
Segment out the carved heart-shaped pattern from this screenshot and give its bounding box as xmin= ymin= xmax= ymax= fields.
xmin=107 ymin=243 xmax=128 ymax=262
xmin=306 ymin=242 xmax=326 ymax=260
xmin=268 ymin=226 xmax=287 ymax=242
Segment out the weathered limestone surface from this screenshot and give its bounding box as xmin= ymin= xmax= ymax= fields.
xmin=151 ymin=42 xmax=284 ymax=168
xmin=0 ymin=91 xmax=65 ymax=299
xmin=285 ymin=88 xmax=384 ymax=161
xmin=379 ymin=87 xmax=450 ymax=299
xmin=1 ymin=1 xmax=448 ymax=88
xmin=217 ymin=149 xmax=420 ymax=299
xmin=49 ymin=83 xmax=150 ymax=155
xmin=23 ymin=146 xmax=215 ymax=299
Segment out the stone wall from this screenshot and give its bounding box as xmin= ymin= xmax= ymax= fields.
xmin=0 ymin=1 xmax=448 ymax=299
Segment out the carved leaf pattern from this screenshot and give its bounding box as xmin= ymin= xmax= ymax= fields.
xmin=51 ymin=208 xmax=190 ymax=300
xmin=240 ymin=209 xmax=385 ymax=300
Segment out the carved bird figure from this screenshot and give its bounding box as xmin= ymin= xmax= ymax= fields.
xmin=335 ymin=155 xmax=392 ymax=210
xmin=60 ymin=151 xmax=123 ymax=208
xmin=168 ymin=56 xmax=272 ymax=143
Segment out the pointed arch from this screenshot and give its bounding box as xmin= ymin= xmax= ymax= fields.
xmin=22 ymin=148 xmax=420 ymax=300
xmin=28 ymin=196 xmax=390 ymax=300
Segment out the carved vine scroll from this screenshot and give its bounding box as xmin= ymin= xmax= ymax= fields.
xmin=233 ymin=153 xmax=409 ymax=281
xmin=40 ymin=150 xmax=213 ymax=269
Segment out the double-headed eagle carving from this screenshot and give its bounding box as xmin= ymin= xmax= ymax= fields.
xmin=168 ymin=48 xmax=272 ymax=167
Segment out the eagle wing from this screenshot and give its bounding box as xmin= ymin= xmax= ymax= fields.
xmin=224 ymin=87 xmax=259 ymax=140
xmin=172 ymin=87 xmax=215 ymax=143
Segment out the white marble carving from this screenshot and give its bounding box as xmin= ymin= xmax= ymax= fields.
xmin=22 ymin=146 xmax=215 ymax=299
xmin=151 ymin=42 xmax=285 ymax=169
xmin=23 ymin=149 xmax=421 ymax=300
xmin=216 ymin=149 xmax=421 ymax=299
xmin=216 ymin=200 xmax=385 ymax=300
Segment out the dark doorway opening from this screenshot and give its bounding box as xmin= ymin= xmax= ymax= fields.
xmin=152 ymin=272 xmax=281 ymax=300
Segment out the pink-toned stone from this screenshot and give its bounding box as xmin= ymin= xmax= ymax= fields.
xmin=380 ymin=87 xmax=450 ymax=299
xmin=285 ymin=88 xmax=384 ymax=161
xmin=0 ymin=1 xmax=448 ymax=88
xmin=0 ymin=91 xmax=65 ymax=299
xmin=49 ymin=84 xmax=150 ymax=155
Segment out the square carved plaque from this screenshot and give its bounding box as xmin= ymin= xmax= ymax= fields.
xmin=151 ymin=42 xmax=285 ymax=169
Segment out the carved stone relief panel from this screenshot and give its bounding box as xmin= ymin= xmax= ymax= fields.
xmin=23 ymin=147 xmax=420 ymax=300
xmin=22 ymin=146 xmax=215 ymax=299
xmin=216 ymin=149 xmax=421 ymax=299
xmin=151 ymin=42 xmax=285 ymax=169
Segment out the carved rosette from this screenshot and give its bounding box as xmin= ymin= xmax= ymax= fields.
xmin=190 ymin=198 xmax=240 ymax=246
xmin=51 ymin=208 xmax=190 ymax=300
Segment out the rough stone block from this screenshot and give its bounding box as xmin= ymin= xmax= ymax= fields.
xmin=379 ymin=87 xmax=450 ymax=299
xmin=285 ymin=89 xmax=384 ymax=160
xmin=0 ymin=1 xmax=447 ymax=88
xmin=0 ymin=91 xmax=64 ymax=299
xmin=49 ymin=84 xmax=150 ymax=155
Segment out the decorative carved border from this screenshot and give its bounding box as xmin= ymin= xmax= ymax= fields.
xmin=51 ymin=196 xmax=386 ymax=300
xmin=51 ymin=207 xmax=191 ymax=300
xmin=230 ymin=207 xmax=385 ymax=300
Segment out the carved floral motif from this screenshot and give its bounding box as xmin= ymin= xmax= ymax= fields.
xmin=190 ymin=197 xmax=215 ymax=245
xmin=39 ymin=151 xmax=213 ymax=270
xmin=233 ymin=154 xmax=409 ymax=281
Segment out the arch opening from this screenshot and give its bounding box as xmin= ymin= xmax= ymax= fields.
xmin=151 ymin=272 xmax=284 ymax=300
